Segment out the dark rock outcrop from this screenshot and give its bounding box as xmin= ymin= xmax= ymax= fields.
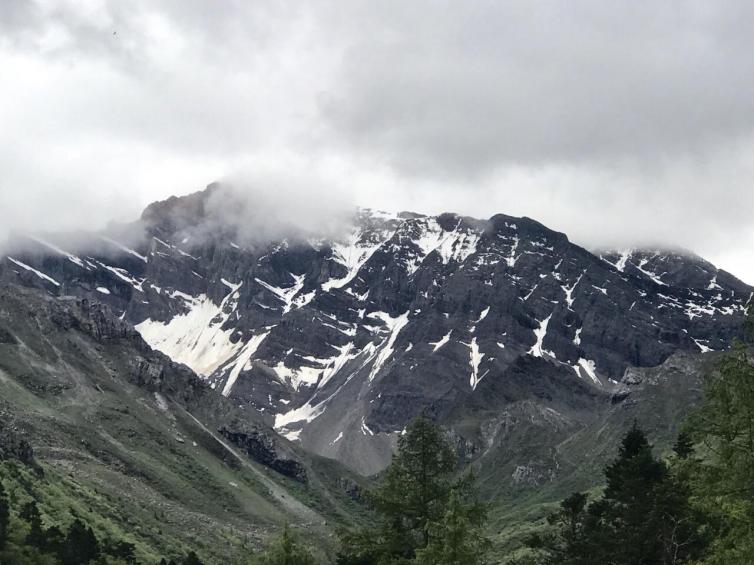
xmin=219 ymin=427 xmax=307 ymax=483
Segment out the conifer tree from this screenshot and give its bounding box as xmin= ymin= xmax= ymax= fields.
xmin=375 ymin=414 xmax=455 ymax=551
xmin=415 ymin=489 xmax=490 ymax=565
xmin=183 ymin=551 xmax=204 ymax=565
xmin=338 ymin=414 xmax=488 ymax=564
xmin=531 ymin=424 xmax=708 ymax=564
xmin=21 ymin=501 xmax=45 ymax=548
xmin=60 ymin=518 xmax=100 ymax=565
xmin=43 ymin=525 xmax=65 ymax=555
xmin=685 ymin=338 xmax=754 ymax=562
xmin=0 ymin=482 xmax=8 ymax=551
xmin=104 ymin=538 xmax=138 ymax=563
xmin=673 ymin=430 xmax=694 ymax=459
xmin=598 ymin=422 xmax=670 ymax=562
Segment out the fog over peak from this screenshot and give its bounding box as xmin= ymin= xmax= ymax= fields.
xmin=1 ymin=1 xmax=753 ymax=283
xmin=144 ymin=172 xmax=358 ymax=247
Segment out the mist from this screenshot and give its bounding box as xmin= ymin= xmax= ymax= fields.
xmin=153 ymin=172 xmax=359 ymax=248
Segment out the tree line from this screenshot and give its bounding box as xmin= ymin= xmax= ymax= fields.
xmin=515 ymin=303 xmax=754 ymax=565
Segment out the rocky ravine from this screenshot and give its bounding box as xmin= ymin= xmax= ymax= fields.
xmin=2 ymin=184 xmax=751 ymax=475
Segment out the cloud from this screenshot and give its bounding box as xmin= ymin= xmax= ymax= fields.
xmin=173 ymin=166 xmax=358 ymax=246
xmin=318 ymin=1 xmax=754 ymax=175
xmin=0 ymin=1 xmax=753 ymax=283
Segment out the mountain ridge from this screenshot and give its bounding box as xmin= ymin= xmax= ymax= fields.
xmin=1 ymin=184 xmax=750 ymax=477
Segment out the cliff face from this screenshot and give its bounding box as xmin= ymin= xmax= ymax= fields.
xmin=1 ymin=185 xmax=750 ymax=475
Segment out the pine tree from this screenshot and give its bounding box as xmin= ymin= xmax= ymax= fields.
xmin=60 ymin=518 xmax=100 ymax=565
xmin=20 ymin=501 xmax=45 ymax=549
xmin=534 ymin=424 xmax=708 ymax=564
xmin=546 ymin=492 xmax=593 ymax=564
xmin=415 ymin=489 xmax=490 ymax=565
xmin=338 ymin=414 xmax=488 ymax=564
xmin=104 ymin=538 xmax=138 ymax=563
xmin=597 ymin=422 xmax=670 ymax=562
xmin=375 ymin=415 xmax=455 ymax=551
xmin=685 ymin=338 xmax=754 ymax=562
xmin=252 ymin=524 xmax=316 ymax=565
xmin=673 ymin=430 xmax=694 ymax=459
xmin=43 ymin=525 xmax=65 ymax=555
xmin=0 ymin=482 xmax=8 ymax=551
xmin=524 ymin=491 xmax=597 ymax=565
xmin=183 ymin=551 xmax=204 ymax=565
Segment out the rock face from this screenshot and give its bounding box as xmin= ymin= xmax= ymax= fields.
xmin=219 ymin=427 xmax=308 ymax=482
xmin=2 ymin=184 xmax=750 ymax=474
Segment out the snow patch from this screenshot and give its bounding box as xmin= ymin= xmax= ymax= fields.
xmin=361 ymin=417 xmax=375 ymax=436
xmin=282 ymin=429 xmax=302 ymax=442
xmin=408 ymin=218 xmax=480 ymax=272
xmin=221 ymin=331 xmax=271 ymax=397
xmin=272 ymin=361 xmax=324 ymax=391
xmin=505 ymin=235 xmax=520 ymax=267
xmin=635 ymin=258 xmax=667 ymax=286
xmin=136 ymin=282 xmax=245 ymax=376
xmin=99 ymin=236 xmax=148 ymax=263
xmin=574 ymin=358 xmax=599 ymax=384
xmin=693 ymin=338 xmax=712 ymax=353
xmin=322 ymin=228 xmax=390 ymax=291
xmin=28 ymin=237 xmax=87 ymax=269
xmin=255 ymin=273 xmax=310 ymax=314
xmin=7 ymin=257 xmax=60 ymax=286
xmin=96 ymin=262 xmax=145 ymax=292
xmin=707 ymin=275 xmax=723 ymax=291
xmin=476 ymin=306 xmax=490 ymax=323
xmin=469 ymin=337 xmax=486 ymax=389
xmin=561 ymin=274 xmax=583 ymax=309
xmin=528 ymin=314 xmax=553 ymax=358
xmin=429 ymin=330 xmax=452 ymax=352
xmin=367 ymin=311 xmax=410 ymax=380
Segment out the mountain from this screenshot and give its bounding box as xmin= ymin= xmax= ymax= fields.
xmin=2 ymin=185 xmax=749 ymax=478
xmin=0 ymin=281 xmax=367 ymax=563
xmin=2 ymin=183 xmax=752 ymax=557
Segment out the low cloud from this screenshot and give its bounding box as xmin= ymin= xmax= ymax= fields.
xmin=1 ymin=1 xmax=753 ymax=283
xmin=186 ymin=169 xmax=357 ymax=246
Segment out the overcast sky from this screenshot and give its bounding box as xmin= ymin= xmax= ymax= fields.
xmin=1 ymin=1 xmax=753 ymax=283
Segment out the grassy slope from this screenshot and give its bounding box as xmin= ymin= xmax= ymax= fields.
xmin=0 ymin=286 xmax=370 ymax=564
xmin=470 ymin=351 xmax=710 ymax=560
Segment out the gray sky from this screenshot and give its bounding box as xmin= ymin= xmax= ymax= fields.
xmin=1 ymin=0 xmax=753 ymax=283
